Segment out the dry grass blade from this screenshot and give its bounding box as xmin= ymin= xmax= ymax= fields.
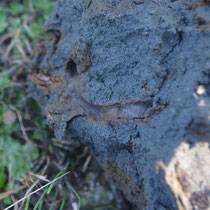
xmin=24 ymin=38 xmax=33 ymax=56
xmin=18 ymin=157 xmax=50 ymax=209
xmin=15 ymin=38 xmax=30 ymax=63
xmin=82 ymin=155 xmax=92 ymax=173
xmin=0 ymin=31 xmax=16 ymax=45
xmin=4 ymin=39 xmax=15 ymax=59
xmin=0 ymin=185 xmax=26 ymax=200
xmin=4 ymin=28 xmax=21 ymax=60
xmin=51 ymin=138 xmax=81 ymax=147
xmin=29 ymin=172 xmax=50 ymax=183
xmin=4 ymin=171 xmax=70 ymax=210
xmin=0 ymin=66 xmax=17 ymax=77
xmin=23 ymin=23 xmax=34 ymax=38
xmin=14 ymin=109 xmax=33 ymax=154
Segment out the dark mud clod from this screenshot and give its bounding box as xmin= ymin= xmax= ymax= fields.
xmin=30 ymin=0 xmax=210 ymax=209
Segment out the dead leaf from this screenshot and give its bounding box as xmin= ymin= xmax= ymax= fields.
xmin=3 ymin=110 xmax=16 ymax=124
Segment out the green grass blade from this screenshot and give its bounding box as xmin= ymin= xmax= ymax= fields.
xmin=70 ymin=186 xmax=81 ymax=210
xmin=59 ymin=191 xmax=67 ymax=210
xmin=24 ymin=194 xmax=31 ymax=210
xmin=49 ymin=188 xmax=59 ymax=210
xmin=5 ymin=171 xmax=70 ymax=210
xmin=47 ymin=161 xmax=70 ymax=195
xmin=38 ymin=193 xmax=45 ymax=210
xmin=47 ymin=170 xmax=64 ymax=195
xmin=33 ymin=189 xmax=47 ymax=210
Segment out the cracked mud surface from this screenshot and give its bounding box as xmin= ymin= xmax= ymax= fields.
xmin=30 ymin=0 xmax=210 ymax=209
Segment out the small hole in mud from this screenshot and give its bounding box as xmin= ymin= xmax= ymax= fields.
xmin=66 ymin=59 xmax=77 ymax=77
xmin=196 ymin=16 xmax=207 ymax=26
